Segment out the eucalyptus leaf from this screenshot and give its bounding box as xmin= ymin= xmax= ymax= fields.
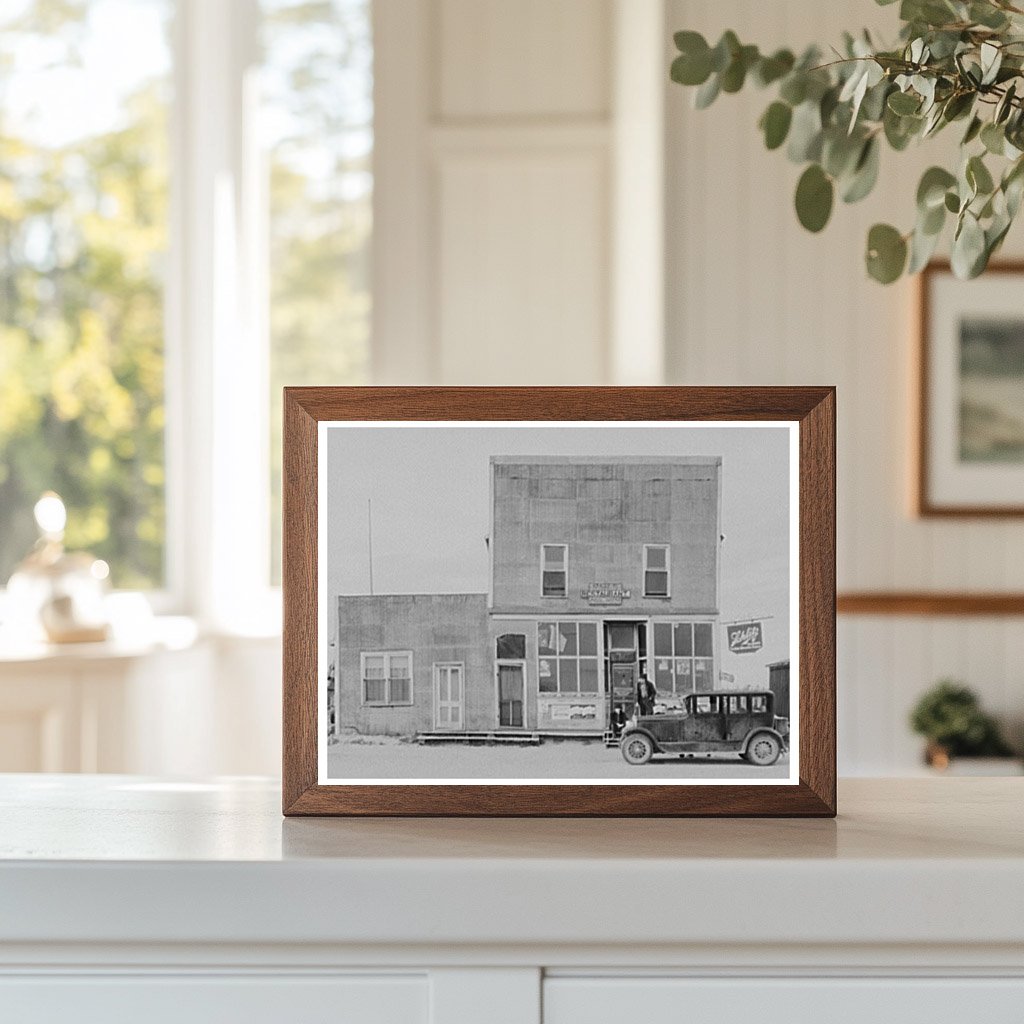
xmin=710 ymin=31 xmax=740 ymax=73
xmin=694 ymin=73 xmax=721 ymax=109
xmin=842 ymin=137 xmax=880 ymax=203
xmin=795 ymin=164 xmax=834 ymax=232
xmin=908 ymin=221 xmax=943 ymax=273
xmin=962 ymin=115 xmax=983 ymax=145
xmin=754 ymin=49 xmax=795 ymax=87
xmin=866 ymin=223 xmax=908 ymax=283
xmin=980 ymin=42 xmax=1003 ymax=86
xmin=760 ymin=101 xmax=792 ymax=150
xmin=888 ymin=90 xmax=921 ymax=115
xmin=970 ymin=2 xmax=1009 ymax=29
xmin=967 ymin=154 xmax=995 ymax=195
xmin=917 ymin=166 xmax=957 ymax=210
xmin=981 ymin=121 xmax=1005 ymax=155
xmin=779 ymin=73 xmax=807 ymax=106
xmin=951 ymin=212 xmax=986 ymax=278
xmin=787 ymin=101 xmax=823 ymax=162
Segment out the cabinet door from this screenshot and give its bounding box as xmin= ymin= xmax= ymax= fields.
xmin=0 ymin=974 xmax=427 ymax=1024
xmin=544 ymin=977 xmax=1024 ymax=1024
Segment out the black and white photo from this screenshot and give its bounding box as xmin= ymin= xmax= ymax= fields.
xmin=318 ymin=422 xmax=799 ymax=785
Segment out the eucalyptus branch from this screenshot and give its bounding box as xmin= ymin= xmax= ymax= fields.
xmin=670 ymin=0 xmax=1024 ymax=283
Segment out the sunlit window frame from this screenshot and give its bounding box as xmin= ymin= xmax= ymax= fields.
xmin=161 ymin=0 xmax=277 ymax=633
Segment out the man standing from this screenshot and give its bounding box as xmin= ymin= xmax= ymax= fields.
xmin=636 ymin=674 xmax=657 ymax=716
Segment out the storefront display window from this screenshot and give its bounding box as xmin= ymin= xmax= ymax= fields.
xmin=538 ymin=621 xmax=599 ymax=693
xmin=652 ymin=621 xmax=715 ymax=694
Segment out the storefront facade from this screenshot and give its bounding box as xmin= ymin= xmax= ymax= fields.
xmin=334 ymin=457 xmax=722 ymax=737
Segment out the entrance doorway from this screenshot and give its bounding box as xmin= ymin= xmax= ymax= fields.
xmin=604 ymin=621 xmax=647 ymax=734
xmin=496 ymin=662 xmax=525 ymax=728
xmin=433 ymin=663 xmax=464 ymax=730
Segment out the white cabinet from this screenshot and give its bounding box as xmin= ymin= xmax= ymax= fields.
xmin=545 ymin=977 xmax=1024 ymax=1024
xmin=2 ymin=777 xmax=1023 ymax=1023
xmin=0 ymin=976 xmax=428 ymax=1024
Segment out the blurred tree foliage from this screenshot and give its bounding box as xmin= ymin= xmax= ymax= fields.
xmin=0 ymin=0 xmax=169 ymax=588
xmin=0 ymin=0 xmax=372 ymax=591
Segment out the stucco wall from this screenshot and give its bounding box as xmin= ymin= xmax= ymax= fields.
xmin=490 ymin=458 xmax=720 ymax=615
xmin=336 ymin=594 xmax=489 ymax=735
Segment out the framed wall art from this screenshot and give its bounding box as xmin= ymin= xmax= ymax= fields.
xmin=918 ymin=261 xmax=1024 ymax=517
xmin=283 ymin=387 xmax=836 ymax=816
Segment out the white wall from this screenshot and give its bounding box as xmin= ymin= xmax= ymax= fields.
xmin=665 ymin=0 xmax=1024 ymax=772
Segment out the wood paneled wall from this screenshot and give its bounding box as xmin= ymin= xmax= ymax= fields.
xmin=666 ymin=0 xmax=1024 ymax=773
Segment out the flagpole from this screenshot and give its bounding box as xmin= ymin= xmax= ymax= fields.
xmin=367 ymin=498 xmax=374 ymax=596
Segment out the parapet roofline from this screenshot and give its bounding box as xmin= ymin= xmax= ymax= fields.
xmin=489 ymin=455 xmax=722 ymax=466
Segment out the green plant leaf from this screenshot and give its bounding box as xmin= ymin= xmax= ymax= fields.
xmin=795 ymin=164 xmax=834 ymax=232
xmin=981 ymin=122 xmax=1005 ymax=155
xmin=944 ymin=190 xmax=960 ymax=213
xmin=908 ymin=221 xmax=942 ymax=273
xmin=779 ymin=73 xmax=807 ymax=106
xmin=694 ymin=73 xmax=721 ymax=109
xmin=760 ymin=101 xmax=792 ymax=150
xmin=888 ymin=90 xmax=921 ymax=115
xmin=753 ymin=49 xmax=795 ymax=87
xmin=917 ymin=166 xmax=957 ymax=210
xmin=671 ymin=32 xmax=713 ymax=86
xmin=967 ymin=154 xmax=995 ymax=196
xmin=962 ymin=115 xmax=983 ymax=145
xmin=866 ymin=223 xmax=907 ymax=283
xmin=787 ymin=101 xmax=823 ymax=162
xmin=822 ymin=128 xmax=863 ymax=178
xmin=970 ymin=2 xmax=1009 ymax=29
xmin=842 ymin=137 xmax=880 ymax=203
xmin=951 ymin=212 xmax=986 ymax=278
xmin=710 ymin=30 xmax=740 ymax=73
xmin=721 ymin=44 xmax=759 ymax=92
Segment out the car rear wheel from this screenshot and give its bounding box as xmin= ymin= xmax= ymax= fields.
xmin=745 ymin=732 xmax=781 ymax=766
xmin=621 ymin=733 xmax=654 ymax=765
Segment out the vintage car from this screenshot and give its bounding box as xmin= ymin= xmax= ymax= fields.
xmin=619 ymin=690 xmax=788 ymax=766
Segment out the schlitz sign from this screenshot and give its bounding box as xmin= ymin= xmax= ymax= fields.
xmin=581 ymin=583 xmax=631 ymax=606
xmin=727 ymin=621 xmax=764 ymax=653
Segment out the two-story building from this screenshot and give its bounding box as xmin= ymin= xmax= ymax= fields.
xmin=333 ymin=456 xmax=722 ymax=738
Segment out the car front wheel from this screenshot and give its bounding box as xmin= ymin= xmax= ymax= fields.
xmin=745 ymin=732 xmax=781 ymax=766
xmin=621 ymin=733 xmax=654 ymax=765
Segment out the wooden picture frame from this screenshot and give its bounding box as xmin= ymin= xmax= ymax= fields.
xmin=917 ymin=260 xmax=1024 ymax=517
xmin=283 ymin=387 xmax=836 ymax=816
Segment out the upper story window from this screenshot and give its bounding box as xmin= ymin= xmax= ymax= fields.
xmin=643 ymin=544 xmax=670 ymax=598
xmin=540 ymin=544 xmax=567 ymax=598
xmin=361 ymin=651 xmax=413 ymax=706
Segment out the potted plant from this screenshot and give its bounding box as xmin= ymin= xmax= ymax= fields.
xmin=909 ymin=680 xmax=1017 ymax=771
xmin=670 ymin=0 xmax=1024 ymax=283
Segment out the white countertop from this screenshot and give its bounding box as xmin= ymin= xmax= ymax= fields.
xmin=1 ymin=775 xmax=1022 ymax=952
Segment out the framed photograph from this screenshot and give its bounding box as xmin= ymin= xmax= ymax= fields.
xmin=283 ymin=387 xmax=836 ymax=816
xmin=918 ymin=261 xmax=1024 ymax=516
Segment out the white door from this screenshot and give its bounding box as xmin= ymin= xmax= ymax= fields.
xmin=433 ymin=664 xmax=464 ymax=730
